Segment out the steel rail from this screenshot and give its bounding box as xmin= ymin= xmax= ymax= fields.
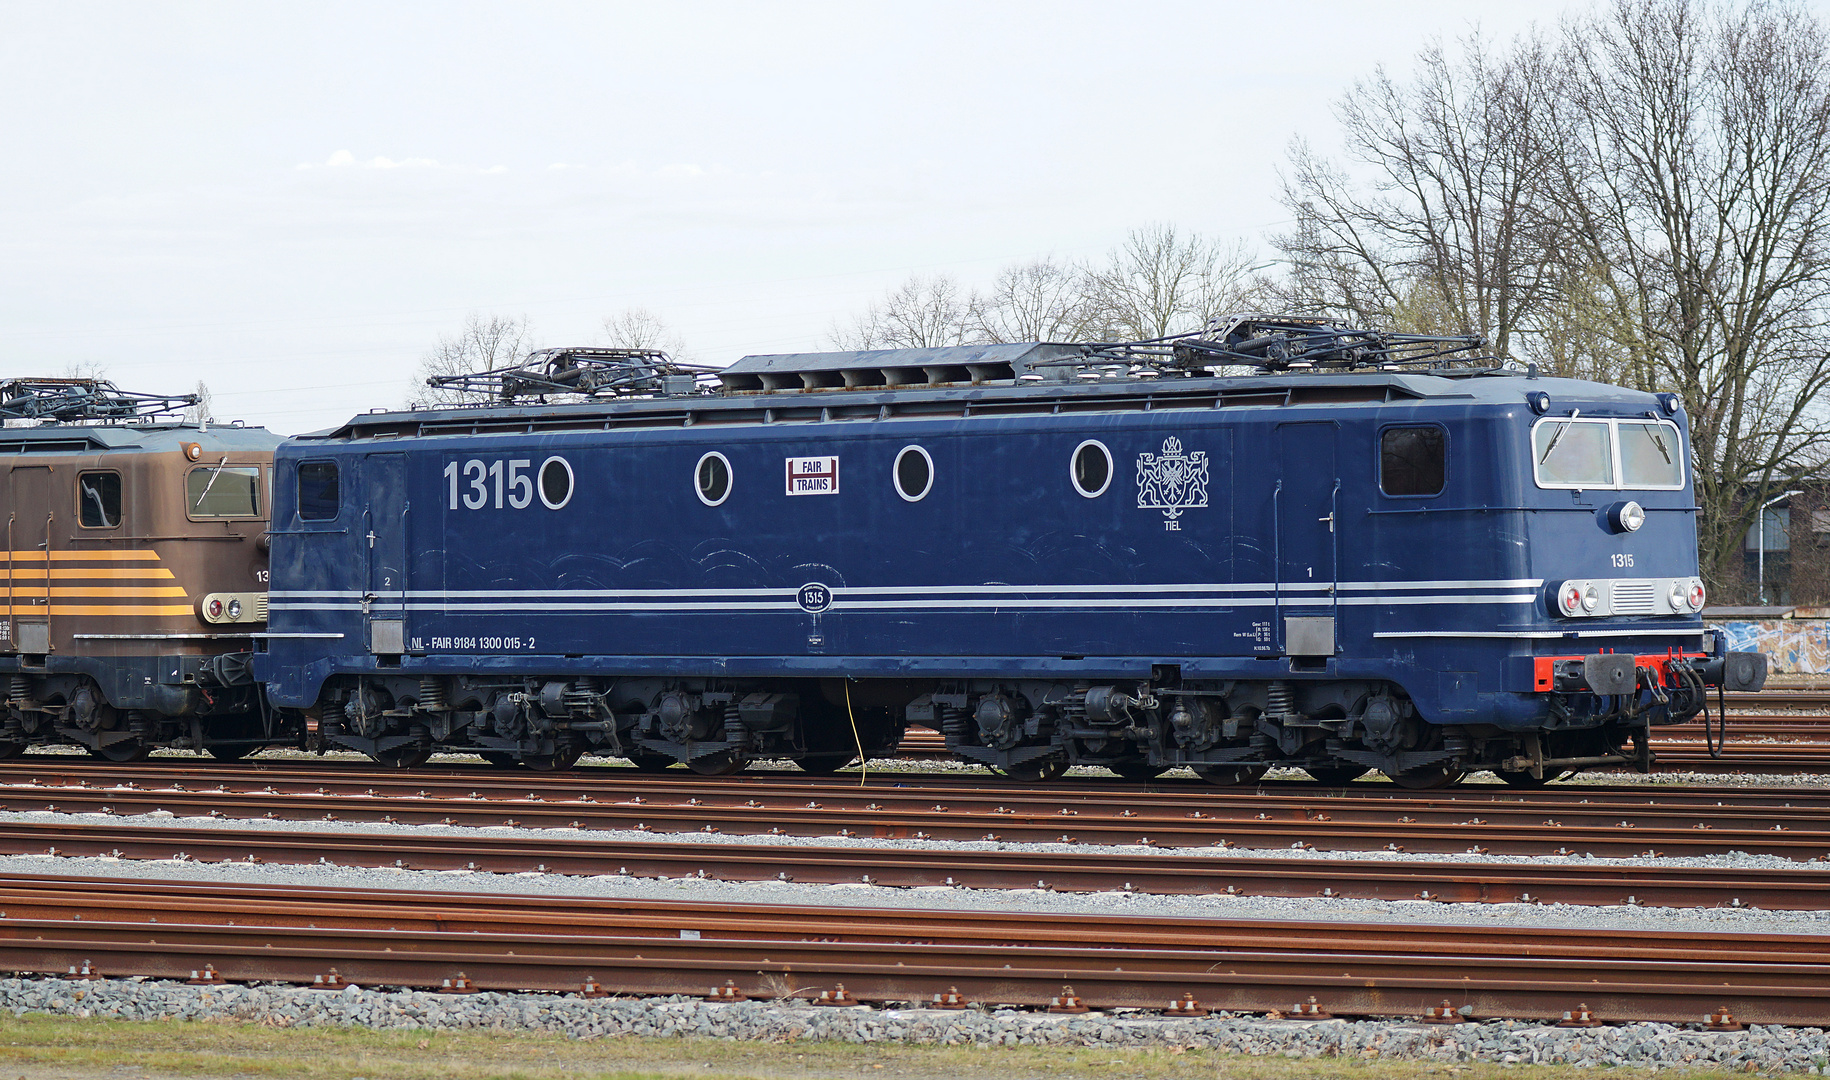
xmin=3 ymin=818 xmax=1830 ymax=906
xmin=0 ymin=872 xmax=1827 ymax=1025
xmin=1645 ymin=746 xmax=1830 ymax=773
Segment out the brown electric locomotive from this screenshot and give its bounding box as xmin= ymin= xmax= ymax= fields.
xmin=0 ymin=379 xmax=286 ymax=760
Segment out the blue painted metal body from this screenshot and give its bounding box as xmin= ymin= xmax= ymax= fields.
xmin=257 ymin=363 xmax=1706 ymax=737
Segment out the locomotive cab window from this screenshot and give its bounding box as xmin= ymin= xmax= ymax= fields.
xmin=1532 ymin=418 xmax=1613 ymax=488
xmin=1531 ymin=417 xmax=1683 ymax=490
xmin=297 ymin=461 xmax=340 ymax=521
xmin=1618 ymin=421 xmax=1685 ymax=489
xmin=1379 ymin=427 xmax=1445 ymax=497
xmin=187 ymin=465 xmax=262 ymax=518
xmin=76 ymin=471 xmax=121 ymax=528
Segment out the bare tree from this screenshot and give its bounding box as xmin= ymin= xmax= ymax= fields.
xmin=1275 ymin=32 xmax=1563 ymax=357
xmin=182 ymin=380 xmax=212 ymax=426
xmin=410 ymin=313 xmax=536 ymax=407
xmin=1083 ymin=225 xmax=1261 ymax=342
xmin=828 ymin=274 xmax=980 ymax=350
xmin=602 ymin=307 xmax=691 ymax=360
xmin=1545 ymin=0 xmax=1830 ymax=597
xmin=969 ymin=257 xmax=1097 ymax=343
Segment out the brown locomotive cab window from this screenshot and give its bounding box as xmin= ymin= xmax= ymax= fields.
xmin=297 ymin=461 xmax=340 ymax=521
xmin=187 ymin=465 xmax=262 ymax=518
xmin=77 ymin=471 xmax=121 ymax=528
xmin=1380 ymin=426 xmax=1446 ymax=497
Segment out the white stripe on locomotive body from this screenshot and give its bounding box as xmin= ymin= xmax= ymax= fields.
xmin=270 ymin=578 xmax=1543 ymax=600
xmin=1375 ymin=629 xmax=1706 ymax=639
xmin=268 ymin=577 xmax=1548 ymax=614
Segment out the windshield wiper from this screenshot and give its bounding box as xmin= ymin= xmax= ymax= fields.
xmin=1650 ymin=430 xmax=1672 ymax=464
xmin=1539 ymin=422 xmax=1570 ymax=465
xmin=193 ymin=456 xmax=229 ymax=510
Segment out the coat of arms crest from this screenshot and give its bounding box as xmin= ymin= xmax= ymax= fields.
xmin=1136 ymin=436 xmax=1208 ymax=531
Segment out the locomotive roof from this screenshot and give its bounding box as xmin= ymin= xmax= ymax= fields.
xmin=0 ymin=422 xmax=278 ymax=456
xmin=310 ymin=341 xmax=1669 ymax=443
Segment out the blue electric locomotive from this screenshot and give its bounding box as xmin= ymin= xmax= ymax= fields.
xmin=256 ymin=318 xmax=1765 ymax=785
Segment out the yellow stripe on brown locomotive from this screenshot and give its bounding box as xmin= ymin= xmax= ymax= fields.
xmin=4 ymin=553 xmax=193 ymax=620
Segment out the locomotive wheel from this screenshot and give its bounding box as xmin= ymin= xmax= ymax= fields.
xmin=0 ymin=741 xmax=26 ymax=760
xmin=1385 ymin=764 xmax=1466 ymax=790
xmin=477 ymin=751 xmax=518 ymax=768
xmin=992 ymin=758 xmax=1069 ymax=782
xmin=792 ymin=754 xmax=856 ymax=775
xmin=686 ymin=751 xmax=749 ymax=776
xmin=1192 ymin=763 xmax=1269 ymax=786
xmin=625 ymin=752 xmax=676 ymax=773
xmin=1304 ymin=765 xmax=1371 ymax=785
xmin=1494 ymin=768 xmax=1571 ymax=788
xmin=88 ymin=738 xmax=150 ymax=763
xmin=206 ymin=745 xmax=254 ymax=762
xmin=523 ymin=746 xmax=583 ymax=772
xmin=1107 ymin=761 xmax=1169 ymax=781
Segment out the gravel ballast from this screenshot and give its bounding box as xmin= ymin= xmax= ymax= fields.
xmin=3 ymin=975 xmax=1828 ymax=1072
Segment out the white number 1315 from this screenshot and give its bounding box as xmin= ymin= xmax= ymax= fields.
xmin=445 ymin=459 xmax=534 ymax=511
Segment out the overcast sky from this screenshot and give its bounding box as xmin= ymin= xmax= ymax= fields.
xmin=1 ymin=0 xmax=1675 ymax=434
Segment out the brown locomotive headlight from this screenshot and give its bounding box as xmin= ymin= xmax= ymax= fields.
xmin=182 ymin=443 xmax=203 ymax=461
xmin=206 ymin=598 xmax=223 ymax=619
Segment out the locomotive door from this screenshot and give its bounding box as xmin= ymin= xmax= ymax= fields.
xmin=4 ymin=466 xmax=54 ymax=655
xmin=1274 ymin=423 xmax=1339 ymax=657
xmin=362 ymin=454 xmax=408 ymax=655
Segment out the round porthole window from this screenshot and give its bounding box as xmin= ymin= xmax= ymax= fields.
xmin=538 ymin=456 xmax=574 ymax=510
xmin=894 ymin=445 xmax=933 ymax=502
xmin=1071 ymin=440 xmax=1112 ymax=498
xmin=696 ymin=451 xmax=732 ymax=507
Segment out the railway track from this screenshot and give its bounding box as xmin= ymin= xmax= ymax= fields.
xmin=1729 ymin=690 xmax=1830 ymax=710
xmin=0 ymin=759 xmax=1827 ymax=858
xmin=893 ymin=721 xmax=1830 ymax=772
xmin=2 ymin=872 xmax=1828 ymax=1025
xmin=3 ymin=815 xmax=1829 ymax=909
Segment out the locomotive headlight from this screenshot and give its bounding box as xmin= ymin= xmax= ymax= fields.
xmin=227 ymin=599 xmax=242 ymax=620
xmin=1581 ymin=583 xmax=1602 ymax=613
xmin=1558 ymin=582 xmax=1585 ymax=617
xmin=206 ymin=598 xmax=223 ymax=619
xmin=1668 ymin=580 xmax=1687 ymax=610
xmin=1688 ymin=579 xmax=1707 ymax=611
xmin=1607 ymin=500 xmax=1645 ymax=533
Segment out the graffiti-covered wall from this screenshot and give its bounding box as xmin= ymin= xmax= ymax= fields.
xmin=1718 ymin=620 xmax=1830 ymax=675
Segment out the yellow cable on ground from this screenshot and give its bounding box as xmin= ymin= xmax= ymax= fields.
xmin=843 ymin=679 xmax=866 ymax=786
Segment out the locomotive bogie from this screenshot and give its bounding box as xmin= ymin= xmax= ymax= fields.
xmin=308 ymin=673 xmax=908 ymax=772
